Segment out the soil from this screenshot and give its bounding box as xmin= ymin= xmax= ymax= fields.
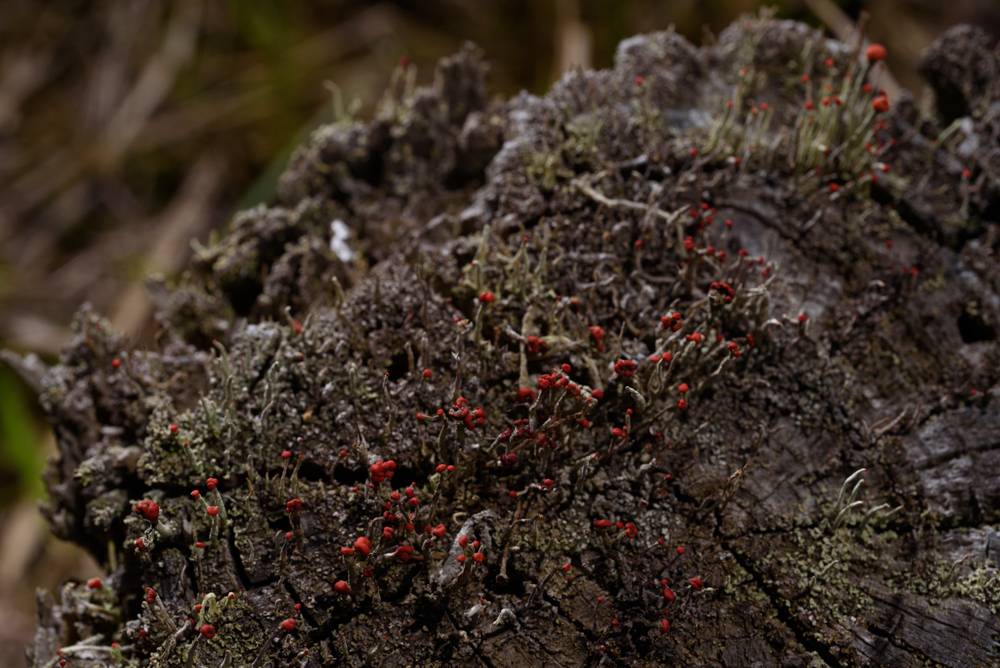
xmin=11 ymin=15 xmax=1000 ymax=668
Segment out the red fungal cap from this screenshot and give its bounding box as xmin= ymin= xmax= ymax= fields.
xmin=195 ymin=542 xmax=205 ymax=549
xmin=676 ymin=546 xmax=685 ymax=555
xmin=709 ymin=282 xmax=735 ymax=302
xmin=200 ymin=624 xmax=216 ymax=639
xmin=280 ymin=618 xmax=296 ymax=632
xmin=866 ymin=43 xmax=887 ymax=61
xmin=87 ymin=577 xmax=102 ymax=589
xmin=353 ymin=536 xmax=371 ymax=556
xmin=678 ymin=383 xmax=689 ymax=394
xmin=112 ymin=358 xmax=121 ymax=369
xmin=663 ymin=587 xmax=675 ymax=600
xmin=660 ymin=618 xmax=670 ymax=633
xmin=797 ymin=313 xmax=807 ymax=323
xmin=690 ymin=577 xmax=704 ymax=590
xmin=595 ymin=519 xmax=612 ymax=529
xmin=170 ymin=424 xmax=178 ymax=433
xmin=135 ymin=499 xmax=160 ymax=523
xmin=614 ymin=359 xmax=637 ymax=378
xmin=473 ymin=552 xmax=485 ymax=563
xmin=206 ymin=506 xmax=219 ymax=516
xmin=334 ymin=581 xmax=351 ymax=595
xmin=191 ymin=490 xmax=200 ymax=499
xmin=431 ymin=524 xmax=446 ymax=538
xmin=422 ymin=369 xmax=432 ymax=379
xmin=457 ymin=555 xmax=467 ymax=563
xmin=340 ymin=547 xmax=355 ymax=557
xmin=206 ymin=478 xmax=218 ymax=490
xmin=281 ymin=450 xmax=291 ymax=459
xmin=478 ymin=291 xmax=495 ymax=304
xmin=563 ymin=563 xmax=571 ymax=573
xmin=872 ymin=96 xmax=890 ymax=113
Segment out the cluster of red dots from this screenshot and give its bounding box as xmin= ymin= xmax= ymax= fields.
xmin=661 ymin=311 xmax=683 ymax=332
xmin=134 ymin=499 xmax=159 ymax=523
xmin=448 ymin=397 xmax=486 ymax=431
xmin=613 ymin=359 xmax=637 ymax=378
xmin=537 ymin=364 xmax=585 ymax=401
xmin=589 ymin=326 xmax=606 ymax=352
xmin=525 ymin=335 xmax=547 ymax=355
xmin=369 ymin=460 xmax=396 ymax=487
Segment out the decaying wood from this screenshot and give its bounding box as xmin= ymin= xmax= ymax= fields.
xmin=10 ymin=16 xmax=1000 ymax=668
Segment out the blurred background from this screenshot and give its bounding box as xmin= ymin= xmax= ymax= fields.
xmin=0 ymin=0 xmax=997 ymax=664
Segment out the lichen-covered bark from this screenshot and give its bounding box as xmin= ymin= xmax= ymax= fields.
xmin=13 ymin=16 xmax=1000 ymax=668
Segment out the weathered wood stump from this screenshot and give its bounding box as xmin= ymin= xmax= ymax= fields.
xmin=12 ymin=16 xmax=1000 ymax=668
